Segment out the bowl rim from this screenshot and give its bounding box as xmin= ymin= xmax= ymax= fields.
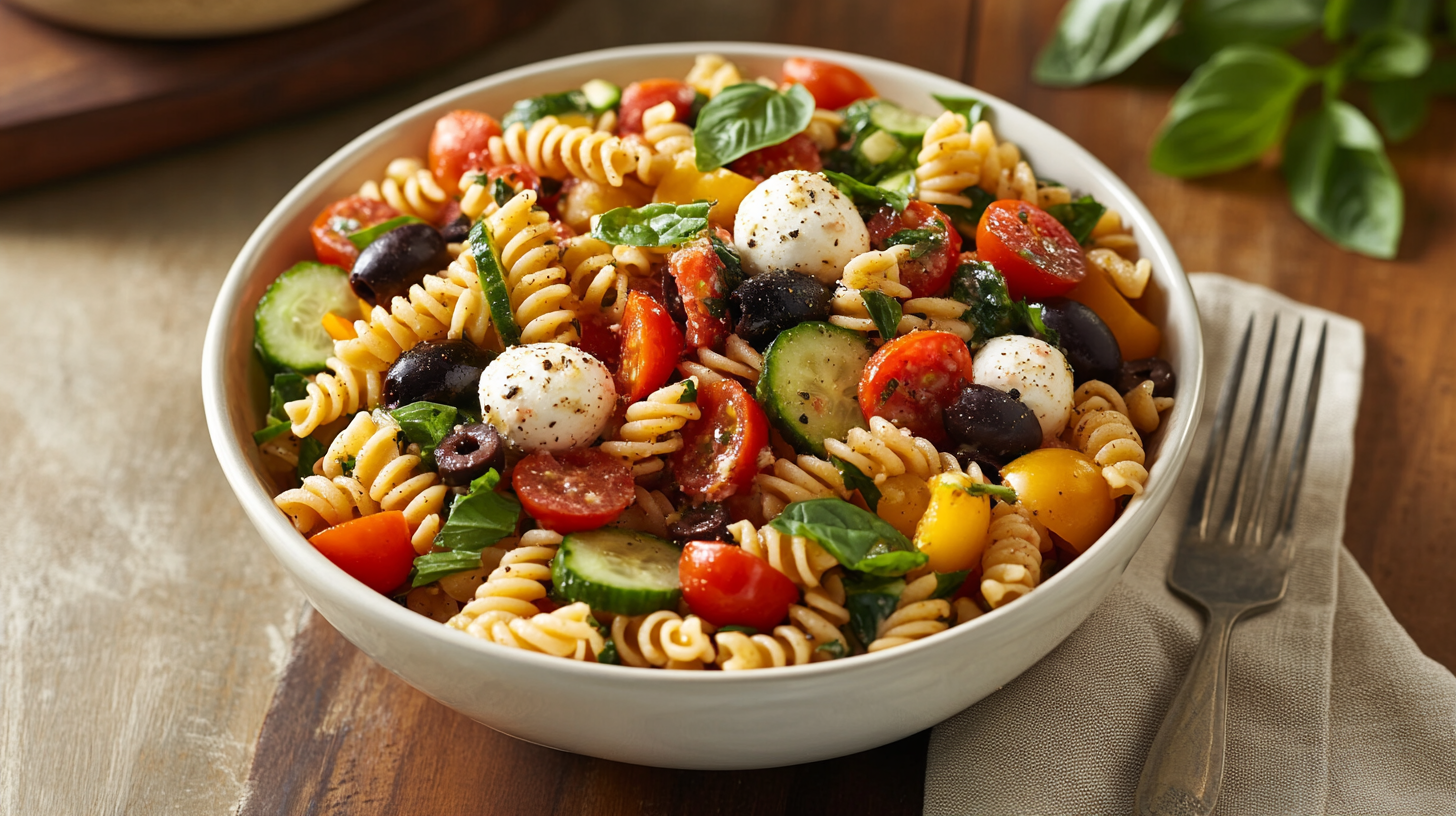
xmin=202 ymin=41 xmax=1205 ymax=683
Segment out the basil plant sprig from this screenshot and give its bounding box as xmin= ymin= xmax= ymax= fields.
xmin=1033 ymin=0 xmax=1456 ymax=259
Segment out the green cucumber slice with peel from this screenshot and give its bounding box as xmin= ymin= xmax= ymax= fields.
xmin=552 ymin=529 xmax=681 ymax=616
xmin=253 ymin=261 xmax=355 ymax=373
xmin=468 ymin=219 xmax=520 ymax=347
xmin=757 ymin=321 xmax=874 ymax=457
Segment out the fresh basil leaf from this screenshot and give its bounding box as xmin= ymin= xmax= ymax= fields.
xmin=717 ymin=624 xmax=759 ymax=635
xmin=411 ymin=550 xmax=483 ymax=587
xmin=491 ymin=177 xmax=514 ymax=208
xmin=932 ymin=570 xmax=972 ymax=600
xmin=1045 ymin=194 xmax=1108 ymax=244
xmin=1283 ymin=100 xmax=1403 ymax=259
xmin=937 ymin=188 xmax=997 ymax=244
xmin=1034 ymin=0 xmax=1184 ymax=87
xmin=843 ymin=573 xmax=905 ymax=645
xmin=1370 ymin=59 xmax=1456 ymax=142
xmin=252 ymin=417 xmax=291 ymax=445
xmin=436 ymin=469 xmax=522 ymax=552
xmin=1351 ymin=27 xmax=1433 ymax=81
xmin=768 ymin=498 xmax=925 ymax=576
xmin=831 ymin=456 xmax=883 ymax=511
xmin=886 ymin=228 xmax=943 ymax=259
xmin=592 ymin=201 xmax=712 ymax=247
xmin=1159 ymin=0 xmax=1321 ymax=70
xmin=709 ymin=230 xmax=746 ymax=292
xmin=1328 ymin=0 xmax=1434 ymax=41
xmin=822 ymin=169 xmax=909 ymax=212
xmin=694 ymin=83 xmax=816 ymax=171
xmin=859 ymin=290 xmax=903 ymax=341
xmin=390 ymin=401 xmax=460 ymax=463
xmin=346 ymin=215 xmax=427 ymax=251
xmin=855 ymin=550 xmax=929 ymax=576
xmin=502 ymin=90 xmax=593 ymax=129
xmin=1149 ymin=45 xmax=1311 ymax=178
xmin=1020 ymin=302 xmax=1060 ymax=346
xmin=269 ymin=373 xmax=309 ymax=419
xmin=932 ymin=94 xmax=988 ymax=125
xmin=297 ymin=437 xmax=324 ymax=479
xmin=586 ymin=613 xmax=620 ymax=664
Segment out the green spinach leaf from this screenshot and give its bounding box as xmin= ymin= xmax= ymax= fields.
xmin=860 ymin=290 xmax=903 ymax=342
xmin=592 ymin=201 xmax=712 ymax=247
xmin=411 ymin=550 xmax=483 ymax=587
xmin=822 ymin=169 xmax=909 ymax=212
xmin=1045 ymin=194 xmax=1108 ymax=244
xmin=1283 ymin=100 xmax=1403 ymax=259
xmin=502 ymin=90 xmax=593 ymax=129
xmin=694 ymin=83 xmax=815 ymax=170
xmin=435 ymin=469 xmax=522 ymax=552
xmin=1034 ymin=0 xmax=1184 ymax=87
xmin=932 ymin=94 xmax=988 ymax=125
xmin=347 ymin=215 xmax=427 ymax=251
xmin=767 ymin=498 xmax=927 ymax=576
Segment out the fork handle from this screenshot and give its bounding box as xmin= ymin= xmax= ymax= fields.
xmin=1134 ymin=604 xmax=1242 ymax=816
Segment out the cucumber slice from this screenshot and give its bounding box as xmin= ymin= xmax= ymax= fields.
xmin=253 ymin=261 xmax=355 ymax=373
xmin=552 ymin=529 xmax=681 ymax=616
xmin=467 ymin=219 xmax=521 ymax=347
xmin=855 ymin=129 xmax=905 ymax=166
xmin=877 ymin=169 xmax=917 ymax=198
xmin=757 ymin=322 xmax=874 ymax=457
xmin=581 ymin=79 xmax=621 ymax=112
xmin=869 ymin=101 xmax=934 ymax=139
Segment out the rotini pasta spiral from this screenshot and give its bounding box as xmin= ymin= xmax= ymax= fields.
xmin=1123 ymin=380 xmax=1175 ymax=435
xmin=609 ymin=244 xmax=662 ymax=277
xmin=802 ymin=108 xmax=844 ymax=151
xmin=981 ymin=502 xmax=1045 ymax=609
xmin=633 ymin=101 xmax=696 ymax=186
xmin=479 ymin=189 xmax=578 ymax=345
xmin=359 ymin=156 xmax=450 ymax=222
xmin=488 ymin=115 xmax=638 ymax=187
xmin=1068 ymin=381 xmax=1148 ymax=498
xmin=915 ymin=112 xmax=981 ymax=207
xmin=866 ymin=573 xmax=951 ymax=652
xmin=677 ymin=334 xmax=763 ymax=385
xmin=612 ymin=610 xmax=717 ymax=669
xmin=282 ymin=357 xmax=382 ymax=439
xmin=611 ymin=486 xmax=677 ymax=539
xmin=561 ymin=236 xmax=627 ymax=320
xmin=1087 ymin=247 xmax=1153 ymax=300
xmin=728 ymin=519 xmax=839 ymax=589
xmin=715 ymin=572 xmax=849 ymax=669
xmin=600 ymin=378 xmax=700 ymax=478
xmin=686 ymin=53 xmax=745 ymax=97
xmin=1088 ymin=208 xmax=1141 ymax=256
xmin=829 ymin=249 xmax=974 ymax=341
xmin=478 ymin=601 xmax=607 ymax=661
xmin=449 ymin=529 xmax=564 ymax=628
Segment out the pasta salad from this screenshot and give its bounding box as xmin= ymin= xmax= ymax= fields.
xmin=251 ymin=54 xmax=1177 ymax=670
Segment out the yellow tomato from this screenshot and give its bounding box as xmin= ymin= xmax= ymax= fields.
xmin=875 ymin=473 xmax=932 ymax=540
xmin=653 ymin=153 xmax=756 ymax=226
xmin=999 ymin=448 xmax=1114 ymax=553
xmin=913 ymin=472 xmax=992 ymax=573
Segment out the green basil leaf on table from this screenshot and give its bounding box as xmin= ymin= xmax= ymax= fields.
xmin=1157 ymin=0 xmax=1321 ymax=70
xmin=767 ymin=498 xmax=926 ymax=576
xmin=1283 ymin=100 xmax=1403 ymax=259
xmin=821 ymin=169 xmax=909 ymax=212
xmin=694 ymin=83 xmax=816 ymax=171
xmin=1350 ymin=27 xmax=1433 ymax=81
xmin=591 ymin=201 xmax=713 ymax=247
xmin=346 ymin=215 xmax=428 ymax=251
xmin=435 ymin=469 xmax=522 ymax=552
xmin=1045 ymin=194 xmax=1108 ymax=244
xmin=411 ymin=550 xmax=483 ymax=587
xmin=501 ymin=90 xmax=593 ymax=129
xmin=1369 ymin=58 xmax=1456 ymax=142
xmin=831 ymin=456 xmax=882 ymax=511
xmin=297 ymin=436 xmax=325 ymax=480
xmin=1033 ymin=0 xmax=1184 ymax=87
xmin=1149 ymin=44 xmax=1311 ymax=178
xmin=932 ymin=94 xmax=988 ymax=125
xmin=390 ymin=401 xmax=460 ymax=464
xmin=1324 ymin=0 xmax=1430 ymax=41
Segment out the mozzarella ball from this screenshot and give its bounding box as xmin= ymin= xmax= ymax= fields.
xmin=971 ymin=335 xmax=1075 ymax=438
xmin=478 ymin=344 xmax=616 ymax=452
xmin=733 ymin=170 xmax=870 ymax=283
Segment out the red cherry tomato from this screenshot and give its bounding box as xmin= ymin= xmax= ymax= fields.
xmin=679 ymin=541 xmax=799 ymax=630
xmin=576 ymin=310 xmax=620 ymax=370
xmin=673 ymin=378 xmax=770 ymax=502
xmin=667 ymin=235 xmax=733 ymax=351
xmin=728 ymin=133 xmax=824 ymax=183
xmin=512 ymin=448 xmax=634 ymax=533
xmin=308 ymin=511 xmax=415 ymax=594
xmin=483 ymin=163 xmax=543 ymax=198
xmin=428 ymin=109 xmax=502 ymax=189
xmin=309 ymin=195 xmax=401 ymax=272
xmin=618 ymin=79 xmax=698 ymax=135
xmin=781 ymin=57 xmax=876 ymax=110
xmin=867 ymin=201 xmax=963 ymax=298
xmin=858 ymin=330 xmax=975 ymax=445
xmin=617 ymin=291 xmax=684 ymax=403
xmin=976 ymin=200 xmax=1086 ymax=301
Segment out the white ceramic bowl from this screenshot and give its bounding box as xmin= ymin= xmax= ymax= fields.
xmin=202 ymin=42 xmax=1204 ymax=770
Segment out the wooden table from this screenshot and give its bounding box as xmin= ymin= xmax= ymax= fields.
xmin=3 ymin=0 xmax=1452 ymax=813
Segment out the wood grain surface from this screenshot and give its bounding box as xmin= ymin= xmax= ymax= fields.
xmin=0 ymin=0 xmax=557 ymax=193
xmin=2 ymin=0 xmax=1452 ymax=813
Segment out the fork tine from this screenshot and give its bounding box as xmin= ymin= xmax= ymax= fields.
xmin=1270 ymin=322 xmax=1328 ymax=556
xmin=1250 ymin=320 xmax=1305 ymax=547
xmin=1219 ymin=316 xmax=1281 ymax=544
xmin=1188 ymin=317 xmax=1255 ymax=540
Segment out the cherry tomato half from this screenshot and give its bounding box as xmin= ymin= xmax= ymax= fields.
xmin=999 ymin=448 xmax=1114 ymax=553
xmin=673 ymin=378 xmax=770 ymax=502
xmin=618 ymin=79 xmax=698 ymax=135
xmin=309 ymin=195 xmax=401 ymax=271
xmin=728 ymin=132 xmax=824 ymax=183
xmin=867 ymin=201 xmax=963 ymax=298
xmin=618 ymin=291 xmax=684 ymax=403
xmin=308 ymin=511 xmax=415 ymax=594
xmin=513 ymin=448 xmax=635 ymax=534
xmin=667 ymin=234 xmax=733 ymax=351
xmin=976 ymin=200 xmax=1086 ymax=301
xmin=428 ymin=109 xmax=502 ymax=190
xmin=680 ymin=541 xmax=799 ymax=630
xmin=576 ymin=310 xmax=620 ymax=370
xmin=781 ymin=57 xmax=876 ymax=111
xmin=858 ymin=330 xmax=975 ymax=445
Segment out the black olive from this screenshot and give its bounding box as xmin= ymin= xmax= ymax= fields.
xmin=1116 ymin=357 xmax=1177 ymax=397
xmin=350 ymin=223 xmax=450 ymax=305
xmin=661 ymin=268 xmax=688 ymax=328
xmin=435 ymin=423 xmax=504 ymax=487
xmin=439 ymin=214 xmax=471 ymax=244
xmin=1039 ymin=298 xmax=1121 ymax=385
xmin=667 ymin=503 xmax=731 ymax=546
xmin=383 ymin=339 xmax=495 ymax=411
xmin=729 ymin=270 xmax=832 ymax=350
xmin=944 ymin=383 xmax=1043 ymax=464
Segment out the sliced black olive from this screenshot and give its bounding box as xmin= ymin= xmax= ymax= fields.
xmin=1039 ymin=297 xmax=1121 ymax=385
xmin=729 ymin=270 xmax=832 ymax=350
xmin=1116 ymin=357 xmax=1177 ymax=397
xmin=667 ymin=503 xmax=731 ymax=546
xmin=661 ymin=267 xmax=688 ymax=328
xmin=435 ymin=423 xmax=504 ymax=487
xmin=439 ymin=214 xmax=471 ymax=244
xmin=350 ymin=223 xmax=450 ymax=305
xmin=944 ymin=383 xmax=1042 ymax=464
xmin=383 ymin=339 xmax=495 ymax=411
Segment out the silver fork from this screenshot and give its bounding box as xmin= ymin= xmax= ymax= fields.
xmin=1134 ymin=316 xmax=1328 ymax=816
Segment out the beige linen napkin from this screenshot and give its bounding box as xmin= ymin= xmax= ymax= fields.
xmin=925 ymin=274 xmax=1456 ymax=815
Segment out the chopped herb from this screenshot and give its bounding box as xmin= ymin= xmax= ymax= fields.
xmin=1045 ymin=194 xmax=1107 ymax=245
xmin=297 ymin=437 xmax=324 ymax=479
xmin=831 ymin=456 xmax=883 ymax=511
xmin=411 ymin=550 xmax=483 ymax=587
xmin=435 ymin=469 xmax=521 ymax=552
xmin=859 ymin=289 xmax=903 ymax=341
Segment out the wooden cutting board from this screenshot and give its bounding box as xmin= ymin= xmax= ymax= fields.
xmin=0 ymin=0 xmax=558 ymax=193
